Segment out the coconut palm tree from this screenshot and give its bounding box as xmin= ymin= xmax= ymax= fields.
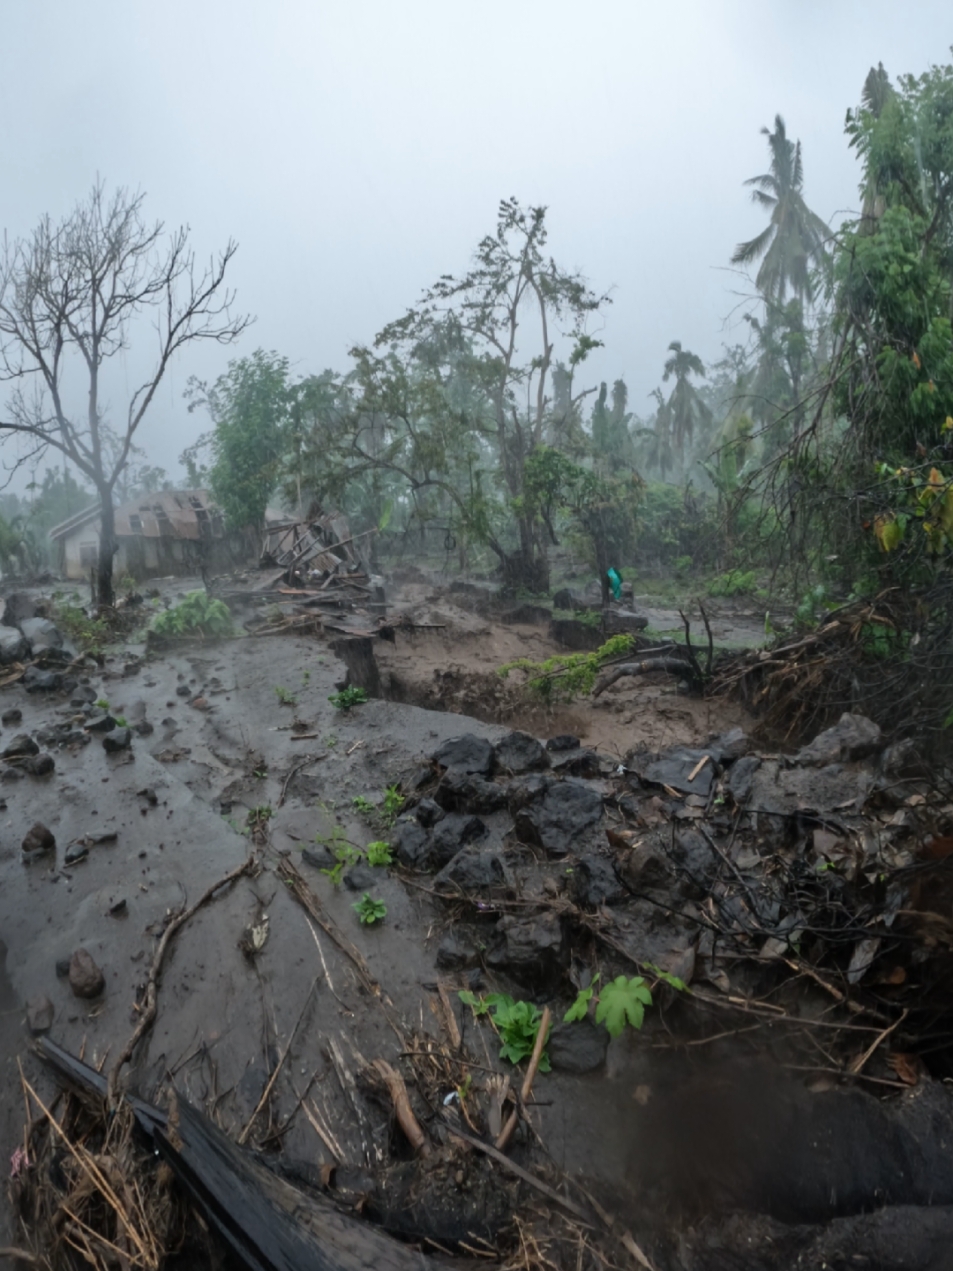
xmin=732 ymin=115 xmax=830 ymax=303
xmin=662 ymin=341 xmax=712 ymax=460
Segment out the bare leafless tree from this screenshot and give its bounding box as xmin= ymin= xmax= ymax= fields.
xmin=0 ymin=181 xmax=251 ymax=603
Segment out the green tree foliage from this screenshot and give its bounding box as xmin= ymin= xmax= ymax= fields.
xmin=183 ymin=350 xmax=291 ymax=531
xmin=301 ymin=199 xmax=609 ymax=591
xmin=732 ymin=115 xmax=831 ymax=303
xmin=590 ymin=379 xmax=636 ymax=471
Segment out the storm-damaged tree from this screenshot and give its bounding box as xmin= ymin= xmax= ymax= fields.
xmin=731 ymin=115 xmax=831 ymax=305
xmin=317 ymin=199 xmax=608 ymax=592
xmin=182 ymin=350 xmax=291 ymax=535
xmin=0 ymin=182 xmax=250 ymax=605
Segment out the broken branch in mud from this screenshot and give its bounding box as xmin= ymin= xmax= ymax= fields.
xmin=107 ymin=855 xmax=255 ymax=1106
xmin=592 ymin=655 xmax=699 ymax=696
xmin=372 ymin=1059 xmax=431 ymax=1156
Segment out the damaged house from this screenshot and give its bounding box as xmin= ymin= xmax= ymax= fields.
xmin=49 ymin=490 xmax=238 ymax=581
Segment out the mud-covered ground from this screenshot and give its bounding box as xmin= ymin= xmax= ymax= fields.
xmin=2 ymin=572 xmax=953 ymax=1271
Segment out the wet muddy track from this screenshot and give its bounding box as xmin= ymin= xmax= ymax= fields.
xmin=2 ymin=579 xmax=953 ymax=1269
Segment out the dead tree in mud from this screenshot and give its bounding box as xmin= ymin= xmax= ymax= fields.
xmin=0 ymin=181 xmax=250 ymax=605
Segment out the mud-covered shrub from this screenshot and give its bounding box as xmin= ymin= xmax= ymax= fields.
xmin=151 ymin=591 xmax=234 ymax=638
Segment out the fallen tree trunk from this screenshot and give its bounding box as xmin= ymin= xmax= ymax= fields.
xmin=593 ymin=656 xmax=699 ymax=697
xmin=36 ymin=1038 xmax=429 ymax=1271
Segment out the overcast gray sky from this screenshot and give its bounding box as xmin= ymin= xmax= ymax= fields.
xmin=2 ymin=1 xmax=951 ymax=487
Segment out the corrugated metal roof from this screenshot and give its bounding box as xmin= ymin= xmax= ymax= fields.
xmin=50 ymin=490 xmax=223 ymax=542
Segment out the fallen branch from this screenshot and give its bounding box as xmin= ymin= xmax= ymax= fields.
xmin=593 ymin=657 xmax=696 ymax=697
xmin=107 ymin=855 xmax=255 ymax=1106
xmin=372 ymin=1060 xmax=431 ymax=1157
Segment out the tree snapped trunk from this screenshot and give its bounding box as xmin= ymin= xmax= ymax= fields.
xmin=96 ymin=491 xmax=117 ymax=607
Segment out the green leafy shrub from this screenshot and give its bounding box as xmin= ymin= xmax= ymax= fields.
xmin=498 ymin=633 xmax=635 ymax=703
xmin=707 ymin=569 xmax=757 ymax=598
xmin=353 ymin=893 xmax=387 ymax=925
xmin=328 ymin=686 xmax=368 ymax=711
xmin=382 ymin=784 xmax=404 ymax=825
xmin=274 ymin=686 xmax=297 ymax=706
xmin=564 ymin=970 xmax=684 ymax=1038
xmin=151 ymin=590 xmax=234 ymax=638
xmin=459 ymin=991 xmax=551 ymax=1069
xmin=54 ymin=603 xmax=110 ymax=650
xmin=352 ymin=795 xmax=375 ymax=816
xmin=365 ymin=840 xmax=393 ymax=866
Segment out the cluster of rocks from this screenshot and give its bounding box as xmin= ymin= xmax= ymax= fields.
xmin=309 ymin=712 xmax=906 ymax=1075
xmin=0 ymin=592 xmax=79 ymax=694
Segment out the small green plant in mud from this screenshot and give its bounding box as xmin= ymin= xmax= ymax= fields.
xmin=564 ymin=968 xmax=685 ymax=1038
xmin=302 ymin=669 xmax=311 ymax=687
xmin=314 ymin=824 xmax=362 ymax=885
xmin=459 ymin=991 xmax=551 ymax=1069
xmin=352 ymin=795 xmax=375 ymax=817
xmin=497 ymin=633 xmax=636 ymax=704
xmin=151 ymin=590 xmax=234 ymax=639
xmin=96 ymin=698 xmax=110 ymax=711
xmin=365 ymin=840 xmax=393 ymax=867
xmin=328 ymin=685 xmax=368 ymax=711
xmin=325 ymin=733 xmax=339 ymax=749
xmin=274 ymin=686 xmax=298 ymax=706
xmin=353 ymin=893 xmax=387 ymax=925
xmin=381 ymin=784 xmax=404 ymax=825
xmin=114 ymin=715 xmax=127 ymax=727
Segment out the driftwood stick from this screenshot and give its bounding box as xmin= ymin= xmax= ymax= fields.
xmin=848 ymin=1008 xmax=909 ymax=1075
xmin=447 ymin=1122 xmax=590 ymax=1222
xmin=687 ymin=753 xmax=710 ymax=783
xmin=373 ymin=1060 xmax=431 ymax=1157
xmin=495 ymin=1007 xmax=551 ymax=1151
xmin=107 ymin=855 xmax=254 ymax=1106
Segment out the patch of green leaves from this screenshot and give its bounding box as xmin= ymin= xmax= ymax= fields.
xmin=352 ymin=795 xmax=375 ymax=816
xmin=353 ymin=893 xmax=387 ymax=925
xmin=328 ymin=686 xmax=368 ymax=711
xmin=365 ymin=840 xmax=393 ymax=866
xmin=563 ymin=974 xmax=600 ymax=1023
xmin=274 ymin=685 xmax=298 ymax=706
xmin=151 ymin=591 xmax=234 ymax=639
xmin=497 ymin=633 xmax=636 ymax=704
xmin=458 ymin=991 xmax=551 ymax=1070
xmin=707 ymin=569 xmax=757 ymax=598
xmin=595 ymin=976 xmax=653 ymax=1038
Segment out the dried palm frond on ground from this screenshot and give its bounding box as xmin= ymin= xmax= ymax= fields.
xmin=11 ymin=1074 xmax=185 ymax=1271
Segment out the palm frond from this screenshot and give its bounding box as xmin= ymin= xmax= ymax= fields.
xmin=731 ymin=224 xmax=775 ymax=266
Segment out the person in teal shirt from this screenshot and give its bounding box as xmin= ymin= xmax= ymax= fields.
xmin=607 ymin=567 xmax=623 ymax=602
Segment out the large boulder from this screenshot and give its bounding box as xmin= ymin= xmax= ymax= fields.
xmin=796 ymin=713 xmax=883 ymax=766
xmin=2 ymin=592 xmax=36 ymax=627
xmin=430 ymin=814 xmax=487 ymax=868
xmin=0 ymin=626 xmax=28 ymax=664
xmin=514 ymin=779 xmax=603 ymax=856
xmin=548 ymin=1019 xmax=608 ymax=1073
xmin=570 ymin=855 xmax=626 ymax=907
xmin=20 ymin=617 xmax=63 ymax=652
xmin=432 ymin=734 xmax=494 ymax=778
xmin=493 ymin=730 xmax=550 ymax=775
xmin=434 ymin=770 xmax=507 ymax=814
xmin=486 ymin=911 xmax=567 ymax=990
xmin=434 ymin=848 xmax=509 ymax=894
